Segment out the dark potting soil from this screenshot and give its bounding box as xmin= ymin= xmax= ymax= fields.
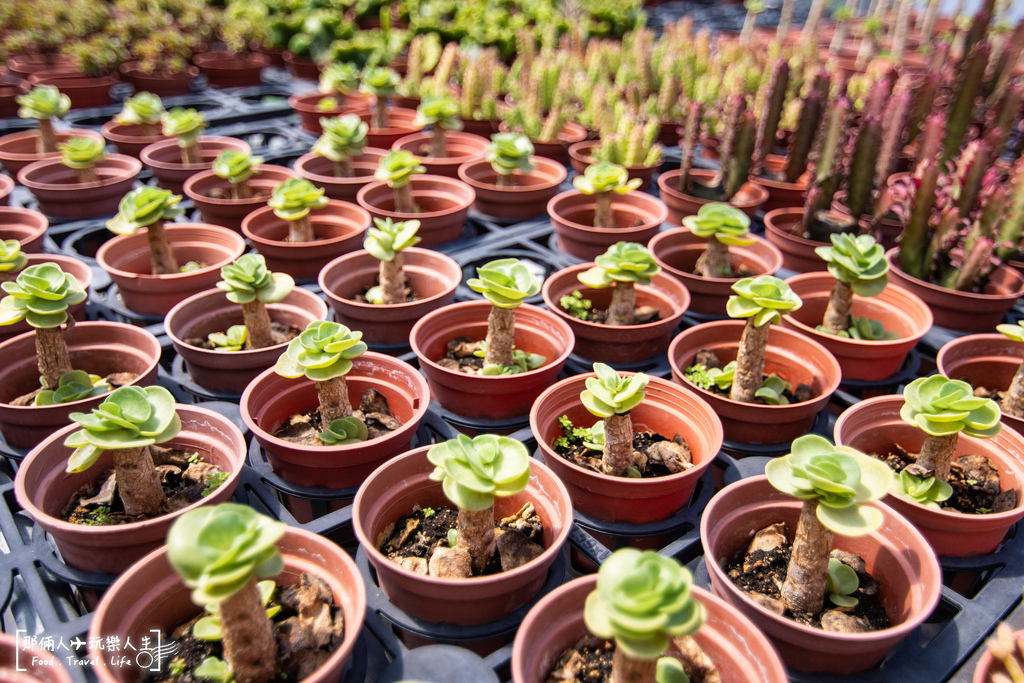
xmin=725 ymin=525 xmax=890 ymax=633
xmin=688 ymin=349 xmax=814 ymax=405
xmin=547 ymin=634 xmax=721 ymax=683
xmin=9 ymin=371 xmax=139 ymax=407
xmin=62 ymin=446 xmax=227 ymax=526
xmin=272 ymin=388 xmax=402 ymax=446
xmin=434 ymin=336 xmax=547 ymax=375
xmin=151 ymin=573 xmax=344 ymax=683
xmin=184 ymin=321 xmax=299 ymax=350
xmin=552 ymin=415 xmax=693 ymax=478
xmin=557 ymin=298 xmax=661 ymax=326
xmin=379 ymin=502 xmax=545 ymax=578
xmin=871 ymin=444 xmax=1017 ymax=515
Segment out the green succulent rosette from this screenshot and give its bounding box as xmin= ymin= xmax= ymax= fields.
xmin=487 ymin=133 xmax=536 ymax=176
xmin=17 ymin=85 xmax=70 ymax=120
xmin=212 ymin=149 xmax=263 ymax=185
xmin=815 ymin=233 xmax=889 ymax=297
xmin=900 ymin=375 xmax=1002 ymax=438
xmin=161 ymin=107 xmax=207 ymax=147
xmin=0 ymin=240 xmax=28 ymax=273
xmin=114 ymin=92 xmax=164 ymax=126
xmin=682 ymin=202 xmax=755 ymax=246
xmin=581 ymin=363 xmax=649 ymax=418
xmin=107 ymin=186 xmax=185 ymax=236
xmin=374 ymin=150 xmax=426 ymax=188
xmin=312 ymin=114 xmax=369 ymax=162
xmin=274 ymin=320 xmax=367 ymax=381
xmin=414 ymin=95 xmax=463 ymax=131
xmin=427 ymin=434 xmax=531 ymax=511
xmin=726 ymin=275 xmax=802 ymax=327
xmin=577 ymin=242 xmax=660 ymax=289
xmin=268 ymin=178 xmax=329 ymax=221
xmin=217 ymin=255 xmax=294 ymax=305
xmin=319 ymin=416 xmax=368 ymax=445
xmin=319 ymin=62 xmax=360 ymax=95
xmin=0 ymin=263 xmax=87 ymax=328
xmin=208 ymin=325 xmax=247 ymax=352
xmin=890 ymin=469 xmax=953 ymax=508
xmin=573 ymin=162 xmax=642 ymax=195
xmin=364 ymin=218 xmax=421 ymax=262
xmin=35 ymin=370 xmax=110 ymax=407
xmin=359 ymin=66 xmax=401 ymax=98
xmin=59 ymin=136 xmax=106 ymax=170
xmin=466 ymin=258 xmax=541 ymax=309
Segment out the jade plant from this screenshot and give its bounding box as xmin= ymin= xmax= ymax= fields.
xmin=274 ymin=320 xmax=368 ymax=429
xmin=107 ymin=186 xmax=185 ymax=275
xmin=765 ymin=434 xmax=893 ymax=613
xmin=58 ymin=136 xmax=106 ymax=185
xmin=113 ymin=92 xmax=165 ymax=137
xmin=486 ymin=133 xmax=535 ymax=187
xmin=889 ymin=469 xmax=953 ymax=509
xmin=64 ymin=385 xmax=181 ymax=517
xmin=414 ymin=95 xmax=463 ymax=158
xmin=584 ymin=548 xmax=704 ymax=683
xmin=311 ymin=114 xmax=368 ymax=178
xmin=318 ymin=415 xmax=368 ymax=445
xmin=212 ymin=149 xmax=264 ymax=200
xmin=359 ymin=65 xmax=401 ymax=130
xmin=427 ymin=433 xmax=531 ymax=573
xmin=216 ymin=254 xmax=295 ymax=350
xmin=576 ymin=242 xmax=660 ymax=326
xmin=267 ymin=178 xmax=329 ymax=243
xmin=0 ymin=241 xmax=27 ymax=273
xmin=581 ymin=363 xmax=649 ymax=477
xmin=167 ymin=504 xmax=287 ymax=683
xmin=16 ymin=85 xmax=70 ymax=154
xmin=466 ymin=258 xmax=544 ymax=374
xmin=814 ymin=233 xmax=895 ymax=339
xmin=996 ymin=320 xmax=1024 ymax=418
xmin=363 ymin=218 xmax=421 ymax=305
xmin=375 ymin=150 xmax=425 ymax=214
xmin=317 ymin=62 xmax=360 ymax=109
xmin=161 ymin=107 xmax=207 ymax=165
xmin=34 ymin=370 xmax=109 ymax=407
xmin=682 ymin=203 xmax=754 ymax=278
xmin=0 ymin=262 xmax=87 ymax=389
xmin=573 ymin=162 xmax=642 ymax=230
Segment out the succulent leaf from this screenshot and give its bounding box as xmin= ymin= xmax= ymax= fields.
xmin=312 ymin=114 xmax=369 ymax=163
xmin=17 ymin=86 xmax=70 ymax=120
xmin=487 ymin=133 xmax=536 ymax=176
xmin=681 ymin=203 xmax=755 ymax=246
xmin=319 ymin=63 xmax=360 ymax=96
xmin=466 ymin=258 xmax=541 ymax=309
xmin=216 ymin=254 xmax=294 ymax=305
xmin=900 ymin=375 xmax=1002 ymax=438
xmin=274 ymin=320 xmax=367 ymax=382
xmin=754 ymin=375 xmax=790 ymax=405
xmin=208 ymin=325 xmax=248 ymax=352
xmin=0 ymin=241 xmax=27 ymax=273
xmin=374 ymin=149 xmax=426 ymax=188
xmin=34 ymin=370 xmax=110 ymax=406
xmin=997 ymin=321 xmax=1024 ymax=342
xmin=581 ymin=363 xmax=649 ymax=418
xmin=359 ymin=66 xmax=401 ymax=97
xmin=726 ymin=276 xmax=802 ymax=327
xmin=59 ymin=136 xmax=106 ymax=170
xmin=0 ymin=263 xmax=87 ymax=328
xmin=826 ymin=557 xmax=859 ymax=607
xmin=268 ymin=178 xmax=329 ymax=221
xmin=212 ymin=149 xmax=263 ymax=185
xmin=890 ymin=469 xmax=954 ymax=508
xmin=364 ymin=218 xmax=421 ymax=262
xmin=114 ymin=92 xmax=164 ymax=126
xmin=414 ymin=95 xmax=463 ymax=131
xmin=427 ymin=434 xmax=531 ymax=511
xmin=573 ymin=161 xmax=642 ymax=195
xmin=577 ymin=242 xmax=660 ymax=289
xmin=161 ymin=107 xmax=207 ymax=147
xmin=319 ymin=416 xmax=368 ymax=445
xmin=814 ymin=233 xmax=889 ymax=297
xmin=107 ymin=187 xmax=184 ymax=235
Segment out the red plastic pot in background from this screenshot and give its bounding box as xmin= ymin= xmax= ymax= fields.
xmin=530 ymin=373 xmax=722 ymax=523
xmin=700 ymin=476 xmax=941 ymax=673
xmin=100 ymin=121 xmax=168 ymax=158
xmin=294 ymin=149 xmax=387 ymax=203
xmin=119 ymin=62 xmax=198 ymax=98
xmin=0 ymin=206 xmax=48 ymax=252
xmin=498 ymin=122 xmax=586 ymax=164
xmin=282 ymin=51 xmax=322 ymax=80
xmin=548 ymin=190 xmax=668 ymax=262
xmin=937 ymin=333 xmax=1024 ymax=436
xmin=763 ymin=207 xmax=831 ymax=273
xmin=568 ymin=141 xmax=657 ymax=192
xmin=751 ymin=154 xmax=809 ymax=214
xmin=0 ymin=129 xmax=104 ymax=178
xmin=973 ymin=629 xmax=1024 ymax=682
xmin=364 ymin=107 xmax=421 ymax=149
xmin=288 ymin=92 xmax=375 ymax=134
xmin=0 ymin=76 xmax=29 ymax=119
xmin=27 ymin=72 xmax=116 ymax=110
xmin=16 ymin=154 xmax=141 ymax=219
xmin=394 ymin=131 xmax=490 ymax=178
xmin=0 ymin=254 xmax=92 ymax=344
xmin=352 ymin=445 xmax=573 ymax=625
xmin=140 ymin=136 xmax=251 ymax=195
xmin=657 ymin=168 xmax=769 ymax=223
xmin=192 ymin=51 xmax=270 ymax=87
xmin=457 ymin=157 xmax=567 ymax=220
xmin=356 ymin=175 xmax=474 ymax=247
xmin=183 ymin=164 xmax=297 ymax=232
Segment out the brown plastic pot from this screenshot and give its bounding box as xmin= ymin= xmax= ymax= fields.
xmin=650 ymin=228 xmax=783 ymax=317
xmin=318 ymin=247 xmax=461 ymax=346
xmin=393 ymin=131 xmax=490 ymax=178
xmin=15 ymin=403 xmax=245 ymax=574
xmin=0 ymin=322 xmax=161 ymax=449
xmin=0 ymin=129 xmax=104 ymax=178
xmin=294 ymin=149 xmax=387 ymax=203
xmin=512 ymin=575 xmax=787 ymax=683
xmin=100 ymin=121 xmax=168 ymax=158
xmin=568 ymin=141 xmax=657 ymax=192
xmin=241 ymin=201 xmax=370 ymax=280
xmin=288 ymin=92 xmax=375 ymax=134
xmin=831 ymin=191 xmax=903 ymax=250
xmin=27 ymin=72 xmax=116 ymax=110
xmin=937 ymin=333 xmax=1024 ymax=436
xmin=352 ymin=445 xmax=573 ymax=625
xmin=140 ymin=135 xmax=251 ymax=194
xmin=541 ymin=263 xmax=690 ymax=363
xmin=700 ymin=476 xmax=941 ymax=673
xmin=548 ymin=190 xmax=668 ymax=262
xmin=6 ymin=55 xmax=76 ymax=80
xmin=835 ymin=395 xmax=1024 ymax=557
xmin=531 ymin=372 xmax=722 ymax=522
xmin=356 ymin=175 xmax=474 ymax=247
xmin=459 ymin=116 xmax=500 ymax=138
xmin=96 ymin=223 xmax=246 ymax=316
xmin=192 ymin=51 xmax=269 ymax=87
xmin=16 ymin=154 xmax=141 ymax=218
xmin=781 ymin=272 xmax=933 ymax=381
xmin=751 ymin=154 xmax=809 ymax=214
xmin=886 ymin=248 xmax=1024 ymax=332
xmin=166 ymin=287 xmax=328 ymax=393
xmin=119 ymin=62 xmax=198 ymax=97
xmin=668 ymin=320 xmax=841 ymax=445
xmin=0 ymin=254 xmax=92 ymax=344
xmin=498 ymin=122 xmax=587 ymax=164
xmin=0 ymin=632 xmax=72 ymax=683
xmin=974 ymin=629 xmax=1024 ymax=682
xmin=457 ymin=157 xmax=567 ymax=220
xmin=657 ymin=168 xmax=769 ymax=224
xmin=365 ymin=107 xmax=422 ymax=149
xmin=240 ymin=352 xmax=431 ymax=488
xmin=0 ymin=173 xmax=12 ymax=206
xmin=0 ymin=206 xmax=48 ymax=253
xmin=183 ymin=164 xmax=297 ymax=231
xmin=764 ymin=207 xmax=831 ymax=273
xmin=283 ymin=51 xmax=322 ymax=80
xmin=0 ymin=75 xmax=29 ymax=119
xmin=88 ymin=527 xmax=365 ymax=683
xmin=700 ymin=134 xmax=721 ymax=161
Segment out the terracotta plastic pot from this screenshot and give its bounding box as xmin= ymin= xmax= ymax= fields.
xmin=88 ymin=527 xmax=365 ymax=683
xmin=700 ymin=134 xmax=721 ymax=161
xmin=100 ymin=121 xmax=168 ymax=158
xmin=241 ymin=201 xmax=370 ymax=281
xmin=0 ymin=254 xmax=92 ymax=344
xmin=540 ymin=263 xmax=690 ymax=363
xmin=0 ymin=173 xmax=12 ymax=206
xmin=668 ymin=320 xmax=841 ymax=445
xmin=0 ymin=206 xmax=48 ymax=253
xmin=15 ymin=404 xmax=245 ymax=574
xmin=548 ymin=190 xmax=668 ymax=262
xmin=0 ymin=75 xmax=29 ymax=119
xmin=6 ymin=55 xmax=75 ymax=80
xmin=831 ymin=191 xmax=902 ymax=250
xmin=0 ymin=129 xmax=104 ymax=178
xmin=512 ymin=575 xmax=787 ymax=683
xmin=835 ymin=395 xmax=1024 ymax=557
xmin=294 ymin=149 xmax=387 ymax=203
xmin=568 ymin=141 xmax=657 ymax=192
xmin=973 ymin=629 xmax=1024 ymax=682
xmin=781 ymin=272 xmax=933 ymax=381
xmin=192 ymin=51 xmax=269 ymax=87
xmin=751 ymin=154 xmax=809 ymax=214
xmin=650 ymin=228 xmax=784 ymax=317
xmin=657 ymin=169 xmax=769 ymax=223
xmin=764 ymin=207 xmax=831 ymax=273
xmin=886 ymin=249 xmax=1024 ymax=332
xmin=283 ymin=51 xmax=322 ymax=80
xmin=365 ymin=107 xmax=421 ymax=149
xmin=288 ymin=92 xmax=375 ymax=134
xmin=119 ymin=62 xmax=198 ymax=97
xmin=352 ymin=445 xmax=573 ymax=625
xmin=531 ymin=372 xmax=722 ymax=523
xmin=183 ymin=164 xmax=297 ymax=231
xmin=240 ymin=352 xmax=431 ymax=488
xmin=319 ymin=247 xmax=461 ymax=346
xmin=457 ymin=157 xmax=567 ymax=220
xmin=27 ymin=72 xmax=116 ymax=110
xmin=96 ymin=223 xmax=246 ymax=316
xmin=0 ymin=322 xmax=161 ymax=449
xmin=394 ymin=131 xmax=490 ymax=178
xmin=459 ymin=116 xmax=500 ymax=138
xmin=700 ymin=476 xmax=941 ymax=673
xmin=16 ymin=154 xmax=141 ymax=218
xmin=0 ymin=632 xmax=72 ymax=683
xmin=356 ymin=175 xmax=474 ymax=247
xmin=140 ymin=135 xmax=251 ymax=195
xmin=498 ymin=122 xmax=586 ymax=164
xmin=166 ymin=287 xmax=328 ymax=393
xmin=410 ymin=301 xmax=574 ymax=421
xmin=937 ymin=333 xmax=1024 ymax=436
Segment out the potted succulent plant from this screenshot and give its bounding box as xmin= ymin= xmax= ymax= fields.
xmin=570 ymin=111 xmax=663 ymax=192
xmin=393 ymin=95 xmax=489 ymax=178
xmin=359 ymin=65 xmax=421 ymax=149
xmin=499 ymin=84 xmax=586 ymax=164
xmin=140 ymin=107 xmax=250 ymax=194
xmin=101 ymin=92 xmax=168 ymax=158
xmin=0 ymin=85 xmax=101 ymax=177
xmin=97 ymin=186 xmax=246 ymax=316
xmin=0 ymin=244 xmax=91 ymax=345
xmin=289 ymin=62 xmax=374 ymax=134
xmin=119 ymin=29 xmax=199 ymax=98
xmin=184 ymin=149 xmax=296 ymax=232
xmin=241 ymin=178 xmax=369 ymax=280
xmin=549 ymin=161 xmax=668 ymax=262
xmin=295 ymin=114 xmax=387 ymax=202
xmin=457 ymin=133 xmax=568 ymax=220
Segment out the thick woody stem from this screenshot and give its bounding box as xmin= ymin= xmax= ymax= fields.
xmin=740 ymin=11 xmax=758 ymax=47
xmin=457 ymin=506 xmax=495 ymax=574
xmin=483 ymin=306 xmax=515 ymax=368
xmin=334 ymin=158 xmax=354 ymax=178
xmin=37 ymin=118 xmax=58 ymax=154
xmin=139 ymin=122 xmax=157 ymax=138
xmin=429 ymin=126 xmax=447 ymax=158
xmin=241 ymin=300 xmax=275 ymax=349
xmin=594 ymin=192 xmax=615 ymax=229
xmin=35 ymin=326 xmax=73 ymax=389
xmin=696 ymin=236 xmax=731 ymax=278
xmin=1002 ymin=362 xmax=1024 ymax=418
xmin=781 ymin=500 xmax=834 ymax=614
xmin=394 ymin=184 xmax=416 ymax=213
xmin=372 ymin=99 xmax=388 ymax=130
xmin=379 ymin=254 xmax=407 ymax=304
xmin=730 ymin=318 xmax=770 ymax=403
xmin=179 ymin=142 xmax=201 ymax=165
xmin=146 ymin=219 xmax=179 ymax=275
xmin=607 ymin=282 xmax=636 ymax=326
xmin=602 ymin=413 xmax=634 ymax=477
xmin=496 ymin=173 xmax=516 ymax=187
xmin=317 ymin=375 xmax=352 ymax=429
xmin=219 ymin=578 xmax=279 ymax=683
xmin=610 ymin=646 xmax=657 ymax=683
xmin=822 ymin=280 xmax=853 ymax=332
xmin=288 ymin=216 xmax=315 ymax=243
xmin=74 ymin=167 xmax=101 ymax=185
xmin=232 ymin=179 xmax=253 ymax=200
xmin=112 ymin=446 xmax=166 ymax=518
xmin=907 ymin=433 xmax=958 ymax=482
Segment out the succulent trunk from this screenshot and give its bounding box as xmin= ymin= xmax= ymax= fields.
xmin=802 ymin=0 xmax=827 ymax=50
xmin=74 ymin=167 xmax=101 ymax=185
xmin=602 ymin=412 xmax=635 ymax=477
xmin=594 ymin=192 xmax=615 ymax=229
xmin=891 ymin=0 xmax=913 ymax=61
xmin=316 ymin=375 xmax=352 ymax=429
xmin=112 ymin=446 xmax=167 ymax=518
xmin=179 ymin=141 xmax=201 ymax=165
xmin=907 ymin=433 xmax=958 ymax=482
xmin=855 ymin=33 xmax=878 ymax=69
xmin=35 ymin=326 xmax=73 ymax=389
xmin=457 ymin=505 xmax=496 ymax=574
xmin=393 ymin=184 xmax=416 ymax=214
xmin=740 ymin=10 xmax=758 ymax=47
xmin=898 ymin=160 xmax=939 ymax=280
xmin=607 ymin=282 xmax=636 ymax=326
xmin=723 ymin=111 xmax=756 ymax=201
xmin=483 ymin=305 xmax=515 ymax=368
xmin=219 ymin=577 xmax=279 ymax=683
xmin=372 ymin=99 xmax=388 ymax=130
xmin=730 ymin=318 xmax=770 ymax=403
xmin=921 ymin=0 xmax=941 ymax=39
xmin=288 ymin=216 xmax=315 ymax=243
xmin=822 ymin=280 xmax=853 ymax=333
xmin=379 ymin=254 xmax=407 ymax=305
xmin=943 ymin=43 xmax=990 ymax=163
xmin=695 ymin=236 xmax=731 ymax=278
xmin=610 ymin=647 xmax=657 ymax=683
xmin=829 ymin=19 xmax=849 ymax=54
xmin=334 ymin=158 xmax=354 ymax=178
xmin=495 ymin=173 xmax=516 ymax=188
xmin=907 ymin=74 xmax=940 ymax=147
xmin=37 ymin=118 xmax=57 ymax=154
xmin=781 ymin=500 xmax=834 ymax=614
xmin=146 ymin=219 xmax=180 ymax=275
xmin=232 ymin=179 xmax=253 ymax=200
xmin=1002 ymin=362 xmax=1024 ymax=418
xmin=429 ymin=125 xmax=447 ymax=158
xmin=241 ymin=300 xmax=275 ymax=349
